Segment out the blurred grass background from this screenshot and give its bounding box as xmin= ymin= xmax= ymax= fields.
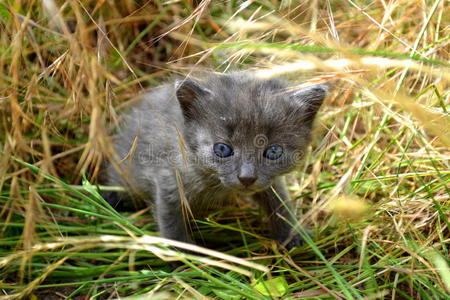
xmin=0 ymin=0 xmax=449 ymax=299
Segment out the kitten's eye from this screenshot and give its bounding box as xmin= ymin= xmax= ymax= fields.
xmin=213 ymin=143 xmax=234 ymax=158
xmin=263 ymin=145 xmax=283 ymax=160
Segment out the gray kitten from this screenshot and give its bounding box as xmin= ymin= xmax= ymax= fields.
xmin=102 ymin=72 xmax=327 ymax=249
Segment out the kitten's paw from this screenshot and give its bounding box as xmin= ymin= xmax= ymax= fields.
xmin=100 ymin=190 xmax=129 ymax=210
xmin=278 ymin=227 xmax=312 ymax=250
xmin=285 ymin=235 xmax=306 ymax=250
xmin=169 ymin=260 xmax=186 ymax=270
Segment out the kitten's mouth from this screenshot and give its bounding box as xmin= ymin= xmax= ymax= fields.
xmin=235 ymin=189 xmax=257 ymax=196
xmin=219 ymin=178 xmax=267 ymax=194
xmin=233 ymin=185 xmax=266 ymax=195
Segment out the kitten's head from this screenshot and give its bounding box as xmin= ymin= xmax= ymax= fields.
xmin=175 ymin=73 xmax=327 ymax=194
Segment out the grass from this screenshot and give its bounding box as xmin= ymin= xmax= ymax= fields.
xmin=0 ymin=0 xmax=449 ymax=299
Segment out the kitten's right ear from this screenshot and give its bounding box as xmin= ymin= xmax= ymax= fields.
xmin=287 ymin=84 xmax=328 ymax=123
xmin=175 ymin=79 xmax=213 ymax=119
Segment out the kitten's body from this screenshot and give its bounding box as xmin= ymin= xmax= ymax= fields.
xmin=103 ymin=72 xmax=327 ymax=248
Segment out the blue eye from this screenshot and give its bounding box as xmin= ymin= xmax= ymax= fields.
xmin=263 ymin=145 xmax=283 ymax=160
xmin=213 ymin=143 xmax=234 ymax=158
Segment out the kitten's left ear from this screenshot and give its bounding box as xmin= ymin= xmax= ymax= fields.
xmin=287 ymin=84 xmax=328 ymax=123
xmin=175 ymin=79 xmax=213 ymax=119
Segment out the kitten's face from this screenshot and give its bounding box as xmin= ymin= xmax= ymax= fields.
xmin=192 ymin=128 xmax=307 ymax=194
xmin=176 ymin=74 xmax=327 ymax=194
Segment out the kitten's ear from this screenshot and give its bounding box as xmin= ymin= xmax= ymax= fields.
xmin=175 ymin=79 xmax=213 ymax=119
xmin=287 ymin=84 xmax=328 ymax=123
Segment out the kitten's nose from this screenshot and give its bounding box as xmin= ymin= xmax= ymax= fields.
xmin=238 ymin=175 xmax=257 ymax=187
xmin=238 ymin=162 xmax=257 ymax=187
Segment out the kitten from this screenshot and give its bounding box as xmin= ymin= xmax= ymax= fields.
xmin=102 ymin=72 xmax=327 ymax=249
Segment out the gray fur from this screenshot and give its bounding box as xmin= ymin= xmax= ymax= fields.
xmin=103 ymin=72 xmax=327 ymax=248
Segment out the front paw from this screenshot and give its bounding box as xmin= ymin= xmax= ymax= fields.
xmin=283 ymin=234 xmax=305 ymax=250
xmin=277 ymin=227 xmax=312 ymax=250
